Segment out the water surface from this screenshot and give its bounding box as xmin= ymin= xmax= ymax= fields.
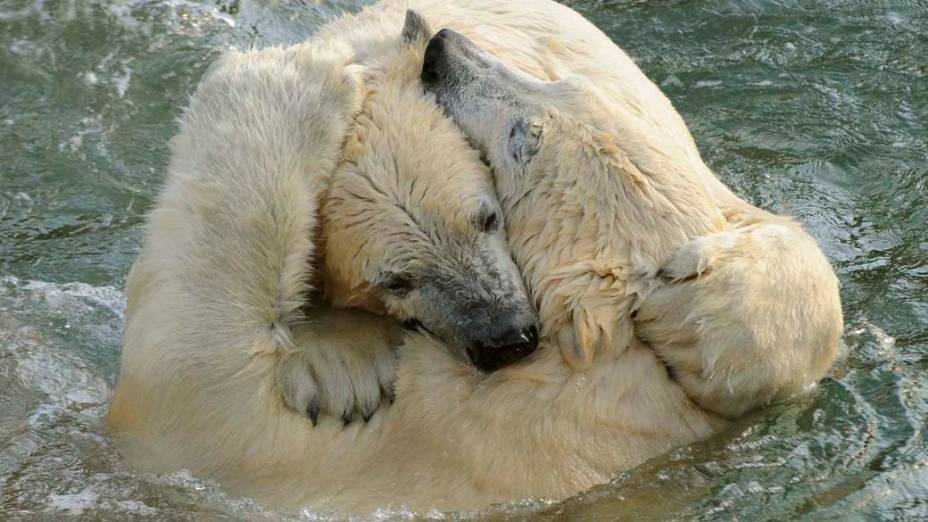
xmin=1 ymin=0 xmax=926 ymax=519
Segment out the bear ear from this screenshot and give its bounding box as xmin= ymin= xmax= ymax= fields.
xmin=401 ymin=9 xmax=432 ymax=47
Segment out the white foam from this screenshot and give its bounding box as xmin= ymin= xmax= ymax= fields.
xmin=661 ymin=74 xmax=684 ymax=88
xmin=114 ymin=65 xmax=133 ymax=98
xmin=47 ymin=488 xmax=99 ymax=515
xmin=0 ymin=0 xmax=49 ymax=22
xmin=0 ymin=277 xmax=117 ymax=425
xmin=113 ymin=499 xmax=158 ymax=516
xmin=845 ymin=320 xmax=896 ymax=361
xmin=4 ymin=276 xmax=127 ymax=319
xmin=211 ymin=7 xmax=236 ymax=28
xmin=107 ymin=3 xmax=139 ymax=29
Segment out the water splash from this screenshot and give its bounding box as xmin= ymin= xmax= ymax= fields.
xmin=2 ymin=0 xmax=926 ymax=519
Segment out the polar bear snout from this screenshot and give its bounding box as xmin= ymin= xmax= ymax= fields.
xmin=421 ymin=29 xmax=485 ymax=107
xmin=466 ymin=322 xmax=538 ymax=373
xmin=420 ymin=29 xmax=448 ymax=86
xmin=422 ymin=28 xmax=548 ymax=178
xmin=416 ymin=269 xmax=540 ymax=373
xmin=421 ymin=29 xmax=473 ymax=88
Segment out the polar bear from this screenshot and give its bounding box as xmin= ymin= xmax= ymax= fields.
xmin=420 ymin=24 xmax=843 ymax=418
xmin=109 ymin=6 xmax=543 ymax=512
xmin=109 ymin=0 xmax=842 ymax=516
xmin=111 ymin=14 xmax=538 ymax=426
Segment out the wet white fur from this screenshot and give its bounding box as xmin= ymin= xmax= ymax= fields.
xmin=109 ymin=0 xmax=842 ymax=515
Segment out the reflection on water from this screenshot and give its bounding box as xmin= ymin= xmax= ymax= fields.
xmin=1 ymin=0 xmax=926 ymax=519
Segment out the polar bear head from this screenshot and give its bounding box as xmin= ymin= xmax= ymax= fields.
xmin=320 ymin=12 xmax=538 ymax=373
xmin=418 ymin=28 xmax=628 ymax=221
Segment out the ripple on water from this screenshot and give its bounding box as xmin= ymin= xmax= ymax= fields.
xmin=0 ymin=276 xmax=308 ymax=519
xmin=2 ymin=0 xmax=927 ymax=519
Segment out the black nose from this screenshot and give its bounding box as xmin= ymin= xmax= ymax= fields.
xmin=421 ymin=29 xmax=452 ymax=85
xmin=466 ymin=325 xmax=539 ymax=373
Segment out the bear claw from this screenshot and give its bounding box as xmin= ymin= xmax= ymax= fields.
xmin=276 ymin=313 xmax=400 ymax=429
xmin=306 ymin=399 xmax=321 ymax=426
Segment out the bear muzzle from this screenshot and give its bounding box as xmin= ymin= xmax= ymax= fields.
xmin=465 ymin=323 xmax=539 ymax=373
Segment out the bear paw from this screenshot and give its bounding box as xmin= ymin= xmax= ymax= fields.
xmin=636 ymin=225 xmax=842 ymax=418
xmin=277 ymin=308 xmax=402 ymax=426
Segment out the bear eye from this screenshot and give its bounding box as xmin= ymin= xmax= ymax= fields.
xmin=477 ymin=209 xmax=500 ymax=233
xmin=508 ymin=118 xmax=542 ymax=165
xmin=380 ymin=272 xmax=416 ymax=296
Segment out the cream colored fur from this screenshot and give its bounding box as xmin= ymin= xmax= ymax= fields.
xmin=421 ymin=15 xmax=842 ymax=417
xmin=109 ymin=0 xmax=842 ymax=515
xmin=416 ymin=0 xmax=841 ymax=419
xmin=636 ymin=206 xmax=843 ymax=417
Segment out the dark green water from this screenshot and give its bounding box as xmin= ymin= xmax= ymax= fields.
xmin=1 ymin=0 xmax=925 ymax=519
